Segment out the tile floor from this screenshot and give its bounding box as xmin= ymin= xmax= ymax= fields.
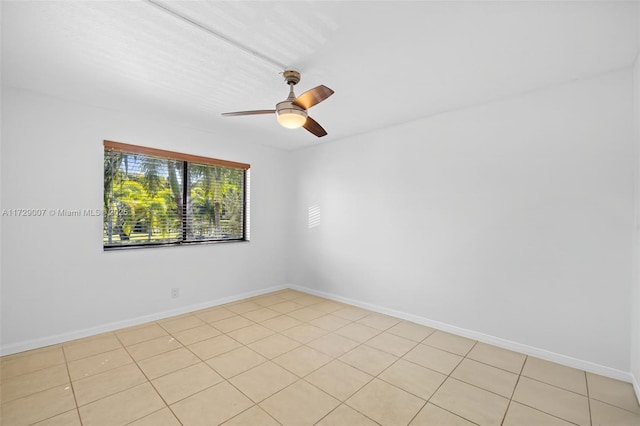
xmin=1 ymin=289 xmax=639 ymax=426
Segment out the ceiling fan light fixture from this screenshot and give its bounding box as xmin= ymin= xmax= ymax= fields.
xmin=276 ymin=107 xmax=307 ymax=129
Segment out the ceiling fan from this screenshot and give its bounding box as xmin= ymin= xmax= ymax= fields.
xmin=222 ymin=70 xmax=334 ymax=137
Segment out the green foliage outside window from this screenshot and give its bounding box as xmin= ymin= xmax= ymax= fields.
xmin=103 ymin=147 xmax=247 ymax=249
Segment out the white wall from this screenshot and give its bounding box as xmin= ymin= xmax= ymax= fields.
xmin=289 ymin=69 xmax=635 ymax=374
xmin=0 ymin=88 xmax=289 ymax=354
xmin=631 ymin=3 xmax=640 ymax=400
xmin=1 ymin=69 xmax=637 ymax=384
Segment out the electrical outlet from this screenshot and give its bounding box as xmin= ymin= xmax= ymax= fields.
xmin=171 ymin=288 xmax=180 ymax=298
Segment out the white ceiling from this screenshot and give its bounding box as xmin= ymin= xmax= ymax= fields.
xmin=2 ymin=1 xmax=639 ymax=150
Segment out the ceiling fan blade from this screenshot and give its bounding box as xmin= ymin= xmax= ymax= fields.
xmin=221 ymin=110 xmax=275 ymax=117
xmin=303 ymin=116 xmax=328 ymax=137
xmin=292 ymin=85 xmax=334 ymax=110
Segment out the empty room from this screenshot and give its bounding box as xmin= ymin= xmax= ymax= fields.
xmin=1 ymin=1 xmax=640 ymax=425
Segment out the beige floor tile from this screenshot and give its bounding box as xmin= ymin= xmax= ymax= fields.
xmin=172 ymin=324 xmax=221 ymax=346
xmin=158 ymin=315 xmax=205 ymax=334
xmin=188 ymin=334 xmax=243 ymax=360
xmin=451 ymin=358 xmax=519 ymax=398
xmin=273 ymin=345 xmax=333 ymax=377
xmin=10 ymin=291 xmax=633 ymax=426
xmin=423 ymin=331 xmax=476 ymax=356
xmin=522 ymin=357 xmax=587 ymax=395
xmin=261 ymin=315 xmax=303 ymax=331
xmin=260 ymin=379 xmax=340 ymax=426
xmin=116 ymin=324 xmax=168 ymax=346
xmin=244 ymin=294 xmax=269 ymax=302
xmin=247 ymin=333 xmax=301 ymax=359
xmin=307 ymin=333 xmax=360 ymax=358
xmin=334 ymin=322 xmax=380 ymax=343
xmin=126 ymin=335 xmax=182 ymax=361
xmin=226 ymin=301 xmax=262 ymax=314
xmin=171 ymin=381 xmax=253 ymax=426
xmin=316 ymin=404 xmax=378 ymax=426
xmin=276 ymin=289 xmax=307 ymax=300
xmin=410 ymin=403 xmax=476 ymax=425
xmin=288 ymin=306 xmax=326 ymax=322
xmin=310 ymin=314 xmax=351 ymax=331
xmin=155 ymin=312 xmax=189 ymax=322
xmin=1 ymin=364 xmax=69 ymax=403
xmin=357 ymin=313 xmax=401 ymax=330
xmin=229 ymin=361 xmax=298 ymax=402
xmin=110 ymin=322 xmax=155 ymax=333
xmin=1 ymin=345 xmax=62 ymax=362
xmin=305 ymin=360 xmax=373 ymax=401
xmin=207 ymin=347 xmax=267 ymax=378
xmin=347 ymin=378 xmax=425 ymax=426
xmin=590 ymin=398 xmax=640 ymax=425
xmin=1 ymin=347 xmax=66 ymax=380
xmin=332 ymin=306 xmax=371 ymax=321
xmin=137 ymin=347 xmax=200 ymax=379
xmin=61 ymin=333 xmax=106 ymax=345
xmin=312 ymin=301 xmax=346 ymax=314
xmin=242 ymin=307 xmax=281 ymax=322
xmin=151 ymin=362 xmax=223 ymax=404
xmin=253 ymin=294 xmax=287 ymax=307
xmin=223 ymin=405 xmax=280 ymax=425
xmin=0 ymin=385 xmax=76 ymax=426
xmin=587 ymin=372 xmax=640 ymax=413
xmin=194 ymin=307 xmax=236 ymax=323
xmin=227 ymin=324 xmax=275 ymax=345
xmin=269 ymin=301 xmax=305 ymax=314
xmin=402 ymin=343 xmax=463 ymax=375
xmin=67 ymin=347 xmax=133 ymax=381
xmin=387 ymin=321 xmax=436 ymax=342
xmin=63 ymin=332 xmax=116 ymax=346
xmin=31 ymin=409 xmax=82 ymax=426
xmin=73 ymin=363 xmax=147 ymax=406
xmin=503 ymin=401 xmax=575 ymax=426
xmin=379 ymin=359 xmax=446 ymax=400
xmin=281 ymin=324 xmax=328 ymax=343
xmin=79 ymin=383 xmax=165 ymax=426
xmin=294 ymin=295 xmax=327 ymax=306
xmin=63 ymin=334 xmax=122 ymax=361
xmin=212 ymin=315 xmax=255 ymax=333
xmin=431 ymin=378 xmax=509 ymax=425
xmin=513 ymin=376 xmax=590 ymax=426
xmin=466 ymin=342 xmax=526 ymax=374
xmin=339 ymin=345 xmax=398 ymax=376
xmin=365 ymin=332 xmax=417 ymax=357
xmin=128 ymin=408 xmax=181 ymax=426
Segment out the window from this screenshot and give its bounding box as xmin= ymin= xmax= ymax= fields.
xmin=103 ymin=140 xmax=249 ymax=249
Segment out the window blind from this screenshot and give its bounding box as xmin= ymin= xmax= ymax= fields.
xmin=103 ymin=141 xmax=249 ymax=249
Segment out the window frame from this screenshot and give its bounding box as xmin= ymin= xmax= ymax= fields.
xmin=103 ymin=140 xmax=250 ymax=250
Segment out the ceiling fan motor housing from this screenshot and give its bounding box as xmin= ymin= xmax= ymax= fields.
xmin=283 ymin=70 xmax=301 ymax=85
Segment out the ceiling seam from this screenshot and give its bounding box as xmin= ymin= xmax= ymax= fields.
xmin=144 ymin=0 xmax=287 ymax=72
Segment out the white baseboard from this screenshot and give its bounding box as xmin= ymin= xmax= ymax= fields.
xmin=288 ymin=284 xmax=636 ymax=385
xmin=0 ymin=284 xmax=287 ymax=356
xmin=633 ymin=374 xmax=640 ymax=406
